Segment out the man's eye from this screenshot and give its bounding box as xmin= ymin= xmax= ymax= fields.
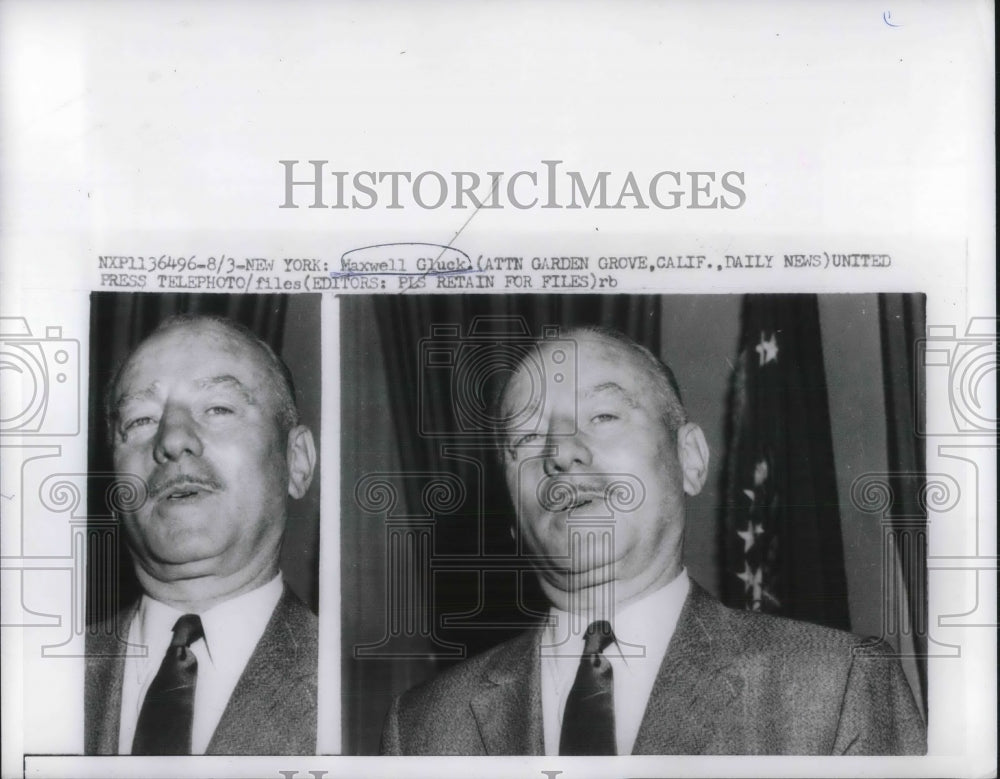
xmin=123 ymin=416 xmax=155 ymax=432
xmin=205 ymin=405 xmax=235 ymax=416
xmin=512 ymin=432 xmax=541 ymax=449
xmin=591 ymin=413 xmax=619 ymax=424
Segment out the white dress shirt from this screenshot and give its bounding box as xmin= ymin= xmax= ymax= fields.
xmin=540 ymin=569 xmax=690 ymax=756
xmin=118 ymin=574 xmax=283 ymax=754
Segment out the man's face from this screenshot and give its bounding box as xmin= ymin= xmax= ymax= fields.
xmin=501 ymin=333 xmax=699 ymax=604
xmin=112 ymin=321 xmax=292 ymax=585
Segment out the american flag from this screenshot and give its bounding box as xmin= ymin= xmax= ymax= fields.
xmin=722 ymin=295 xmax=849 ymax=630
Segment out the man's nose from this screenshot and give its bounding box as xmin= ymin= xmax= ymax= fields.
xmin=542 ymin=431 xmax=592 ymax=475
xmin=152 ymin=405 xmax=204 ymax=463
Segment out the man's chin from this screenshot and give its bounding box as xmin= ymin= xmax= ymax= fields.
xmin=141 ymin=527 xmax=226 ymax=572
xmin=529 ymin=544 xmax=617 ymax=583
xmin=141 ymin=552 xmax=229 ymax=583
xmin=537 ymin=564 xmax=618 ymax=609
xmin=565 ymin=559 xmax=617 ymax=585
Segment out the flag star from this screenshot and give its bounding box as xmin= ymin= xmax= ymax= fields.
xmin=736 ymin=562 xmax=763 ymax=597
xmin=755 ymin=331 xmax=779 ymax=366
xmin=737 ymin=521 xmax=765 ymax=552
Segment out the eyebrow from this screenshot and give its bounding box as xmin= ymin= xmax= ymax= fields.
xmin=114 ymin=375 xmax=257 ymax=413
xmin=583 ymin=381 xmax=639 ymax=407
xmin=501 ymin=380 xmax=640 ymax=439
xmin=114 ymin=385 xmax=159 ymax=413
xmin=196 ymin=375 xmax=257 ymax=404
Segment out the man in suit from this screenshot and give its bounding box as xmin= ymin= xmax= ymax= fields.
xmin=381 ymin=326 xmax=926 ymax=756
xmin=86 ymin=314 xmax=318 ymax=755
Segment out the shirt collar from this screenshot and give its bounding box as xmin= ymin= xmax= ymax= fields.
xmin=542 ymin=568 xmax=691 ymax=661
xmin=610 ymin=568 xmax=690 ymax=665
xmin=133 ymin=573 xmax=284 ymax=669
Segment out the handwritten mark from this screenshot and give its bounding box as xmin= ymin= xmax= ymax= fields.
xmin=397 ymin=174 xmax=502 ymax=294
xmin=335 ymin=243 xmax=478 ymax=280
xmin=883 ymin=11 xmax=901 ymax=27
xmin=1 ymin=492 xmax=13 ymax=501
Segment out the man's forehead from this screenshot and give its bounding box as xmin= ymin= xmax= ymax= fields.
xmin=502 ymin=334 xmax=651 ymax=414
xmin=117 ymin=322 xmax=267 ymax=395
xmin=516 ymin=334 xmax=646 ymax=386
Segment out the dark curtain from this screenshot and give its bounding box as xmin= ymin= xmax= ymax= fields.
xmin=86 ymin=292 xmax=291 ymax=626
xmin=720 ymin=294 xmax=850 ymax=630
xmin=877 ymin=292 xmax=927 ymax=709
xmin=342 ymin=294 xmax=660 ymax=754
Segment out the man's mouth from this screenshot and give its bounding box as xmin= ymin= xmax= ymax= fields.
xmin=164 ymin=484 xmax=207 ymax=501
xmin=540 ymin=482 xmax=607 ymax=513
xmin=563 ymin=492 xmax=604 ymax=512
xmin=563 ymin=493 xmax=603 ymax=511
xmin=150 ymin=475 xmax=221 ymax=501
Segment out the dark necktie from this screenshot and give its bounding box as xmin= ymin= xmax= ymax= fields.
xmin=131 ymin=613 xmax=204 ymax=755
xmin=559 ymin=620 xmax=616 ymax=755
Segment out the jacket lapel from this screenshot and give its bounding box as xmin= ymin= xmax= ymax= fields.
xmin=84 ymin=602 xmax=139 ymax=754
xmin=469 ymin=629 xmax=544 ymax=755
xmin=632 ymin=582 xmax=745 ymax=755
xmin=207 ymin=586 xmax=317 ymax=755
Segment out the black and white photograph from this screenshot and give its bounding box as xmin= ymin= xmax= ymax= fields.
xmin=340 ymin=293 xmax=928 ymax=755
xmin=1 ymin=2 xmax=993 ymax=778
xmin=84 ymin=292 xmax=321 ymax=755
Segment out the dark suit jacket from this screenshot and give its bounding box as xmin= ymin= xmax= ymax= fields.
xmin=381 ymin=582 xmax=926 ymax=755
xmin=85 ymin=584 xmax=318 ymax=755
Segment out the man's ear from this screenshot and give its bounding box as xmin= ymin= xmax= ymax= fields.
xmin=286 ymin=425 xmax=317 ymax=499
xmin=676 ymin=422 xmax=709 ymax=496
